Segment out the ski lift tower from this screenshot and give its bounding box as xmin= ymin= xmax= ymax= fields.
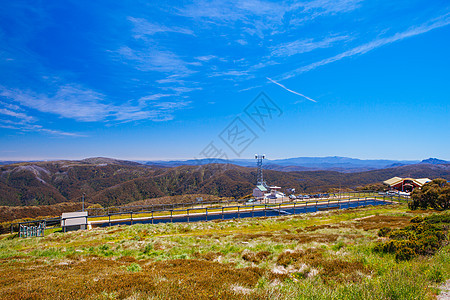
xmin=255 ymin=154 xmax=268 ymax=188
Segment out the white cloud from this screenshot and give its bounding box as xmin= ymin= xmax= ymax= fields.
xmin=298 ymin=0 xmax=363 ymax=15
xmin=0 ymin=117 xmax=84 ymax=137
xmin=271 ymin=35 xmax=349 ymax=57
xmin=195 ymin=55 xmax=217 ymax=61
xmin=162 ymin=86 xmax=202 ymax=93
xmin=0 ymin=108 xmax=35 ymax=123
xmin=113 ymin=98 xmax=191 ymax=122
xmin=0 ymin=96 xmax=85 ymax=136
xmin=138 ymin=93 xmax=174 ymax=105
xmin=118 ymin=46 xmax=195 ymax=76
xmin=128 ymin=17 xmax=194 ymax=38
xmin=210 ymin=70 xmax=249 ymax=77
xmin=280 ymin=12 xmax=450 ymax=79
xmin=0 ymin=84 xmax=110 ymax=122
xmin=0 ymin=83 xmax=192 ymax=124
xmin=156 ymin=75 xmax=187 ymax=85
xmin=153 ymin=100 xmax=191 ymax=110
xmin=178 ymin=0 xmax=361 ymax=36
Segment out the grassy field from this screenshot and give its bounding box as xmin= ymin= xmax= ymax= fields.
xmin=0 ymin=204 xmax=448 ymax=299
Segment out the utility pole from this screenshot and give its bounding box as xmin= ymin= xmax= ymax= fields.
xmin=255 ymin=154 xmax=267 ymax=187
xmin=82 ymin=193 xmax=85 ymax=212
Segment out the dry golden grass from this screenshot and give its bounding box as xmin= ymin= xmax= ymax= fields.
xmin=0 ymin=205 xmax=448 ymax=300
xmin=354 ymin=215 xmax=412 ymax=230
xmin=0 ymin=257 xmax=275 ymax=300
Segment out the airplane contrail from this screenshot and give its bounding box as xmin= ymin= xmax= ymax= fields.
xmin=266 ymin=77 xmax=317 ymax=103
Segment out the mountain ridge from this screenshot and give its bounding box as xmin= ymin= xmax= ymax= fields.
xmin=0 ymin=157 xmax=449 ymax=208
xmin=3 ymin=156 xmax=448 ymax=173
xmin=139 ymin=156 xmax=449 ymax=173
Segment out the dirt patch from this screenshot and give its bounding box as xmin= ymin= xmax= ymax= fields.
xmin=194 ymin=251 xmax=222 ymax=261
xmin=304 ymin=224 xmax=342 ymax=232
xmin=319 ymin=259 xmax=370 ymax=283
xmin=354 ymin=215 xmax=411 ymax=231
xmin=242 ymin=251 xmax=271 ymax=263
xmin=233 ymin=231 xmax=356 ymax=244
xmin=277 ymin=248 xmax=324 ymax=267
xmin=276 ymin=248 xmax=370 ymax=283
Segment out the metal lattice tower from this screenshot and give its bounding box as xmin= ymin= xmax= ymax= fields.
xmin=255 ymin=154 xmax=267 ymax=187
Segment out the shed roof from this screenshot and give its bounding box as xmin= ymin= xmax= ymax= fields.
xmin=256 ymin=185 xmax=268 ymax=192
xmin=383 ymin=177 xmax=432 ymax=187
xmin=383 ymin=177 xmax=402 ymax=186
xmin=416 ymin=178 xmax=432 ymax=185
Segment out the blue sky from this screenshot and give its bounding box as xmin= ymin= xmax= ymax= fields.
xmin=0 ymin=0 xmax=449 ymax=161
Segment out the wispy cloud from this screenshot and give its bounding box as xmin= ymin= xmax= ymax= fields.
xmin=0 ymin=83 xmax=192 ymax=125
xmin=0 ymin=84 xmax=110 ymax=122
xmin=0 ymin=97 xmax=82 ymax=136
xmin=271 ymin=35 xmax=350 ymax=57
xmin=280 ymin=12 xmax=450 ymax=79
xmin=128 ymin=17 xmax=194 ymax=38
xmin=0 ymin=112 xmax=84 ymax=137
xmin=0 ymin=108 xmax=35 ymax=123
xmin=195 ymin=55 xmax=217 ymax=62
xmin=178 ymin=0 xmax=361 ymax=37
xmin=118 ymin=46 xmax=195 ymax=76
xmin=210 ymin=70 xmax=250 ymax=77
xmin=297 ymin=0 xmax=363 ymax=15
xmin=36 ymin=127 xmax=85 ymax=137
xmin=138 ymin=93 xmax=174 ymax=105
xmin=266 ymin=77 xmax=317 ymax=102
xmin=178 ymin=0 xmax=283 ymax=21
xmin=163 ymin=86 xmax=202 ymax=93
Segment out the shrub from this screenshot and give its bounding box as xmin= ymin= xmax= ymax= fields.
xmin=409 ymin=178 xmax=450 ymax=210
xmin=373 ymin=213 xmax=449 ymax=260
xmin=378 ymin=227 xmax=392 ymax=237
xmin=395 ymin=247 xmax=415 ymax=261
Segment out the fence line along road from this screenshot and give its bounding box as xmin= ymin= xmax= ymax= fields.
xmin=10 ymin=191 xmax=409 ymax=234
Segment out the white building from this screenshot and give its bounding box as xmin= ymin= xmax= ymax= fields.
xmin=253 ymin=185 xmax=268 ymax=198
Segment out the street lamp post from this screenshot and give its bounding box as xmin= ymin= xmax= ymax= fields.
xmin=82 ymin=193 xmax=85 ymax=212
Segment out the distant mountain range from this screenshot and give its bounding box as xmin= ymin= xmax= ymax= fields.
xmin=0 ymin=157 xmax=449 ymax=208
xmin=139 ymin=156 xmax=448 ymax=173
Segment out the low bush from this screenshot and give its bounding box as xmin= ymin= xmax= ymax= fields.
xmin=374 ymin=213 xmax=449 ymax=260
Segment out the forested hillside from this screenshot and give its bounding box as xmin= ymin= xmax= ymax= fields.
xmin=0 ymin=158 xmax=449 ymax=207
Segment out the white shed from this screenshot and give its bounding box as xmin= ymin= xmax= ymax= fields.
xmin=61 ymin=211 xmax=88 ymax=231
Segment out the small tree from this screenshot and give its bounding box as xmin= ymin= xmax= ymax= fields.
xmin=410 ymin=178 xmax=450 ymax=210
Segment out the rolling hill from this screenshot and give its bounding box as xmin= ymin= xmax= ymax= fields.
xmin=0 ymin=157 xmax=449 ymax=207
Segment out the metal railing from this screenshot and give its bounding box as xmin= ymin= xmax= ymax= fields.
xmin=87 ymin=196 xmax=398 ymax=227
xmin=9 ymin=191 xmax=410 ymax=234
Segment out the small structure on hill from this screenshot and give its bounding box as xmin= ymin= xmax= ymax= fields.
xmin=61 ymin=211 xmax=88 ymax=232
xmin=253 ymin=185 xmax=268 ymax=198
xmin=19 ymin=222 xmax=45 ymax=238
xmin=383 ymin=177 xmax=431 ymax=192
xmin=266 ymin=186 xmax=284 ymax=199
xmin=252 ymin=155 xmax=285 ymax=201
